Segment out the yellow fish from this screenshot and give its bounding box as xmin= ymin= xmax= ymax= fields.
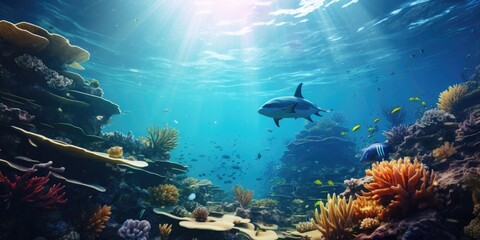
xmin=314 ymin=180 xmax=323 ymax=185
xmin=391 ymin=107 xmax=401 ymax=114
xmin=367 ymin=127 xmax=376 ymax=132
xmin=409 ymin=97 xmax=420 ymax=101
xmin=352 ymin=125 xmax=361 ymax=132
xmin=327 ymin=180 xmax=334 ymax=186
xmin=373 ymin=118 xmax=380 ymax=123
xmin=314 ymin=201 xmax=322 ymax=207
xmin=422 ymin=101 xmax=426 ymax=106
xmin=340 ymin=131 xmax=348 ymax=136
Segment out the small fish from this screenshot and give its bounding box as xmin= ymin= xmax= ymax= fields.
xmin=420 ymin=49 xmax=424 ymax=54
xmin=57 ymin=107 xmax=63 ymax=112
xmin=188 ymin=193 xmax=196 ymax=200
xmin=352 ymin=125 xmax=361 ymax=132
xmin=314 ymin=180 xmax=323 ymax=185
xmin=391 ymin=107 xmax=401 ymax=114
xmin=367 ymin=127 xmax=376 ymax=132
xmin=257 ymin=153 xmax=262 ymax=159
xmin=314 ymin=200 xmax=322 ymax=207
xmin=340 ymin=131 xmax=348 ymax=136
xmin=409 ymin=97 xmax=420 ymax=101
xmin=373 ymin=118 xmax=380 ymax=123
xmin=266 ymin=128 xmax=273 ymax=133
xmin=304 ymin=205 xmax=309 ymax=209
xmin=421 ymin=101 xmax=426 ymax=106
xmin=327 ymin=180 xmax=334 ymax=186
xmin=173 ymin=120 xmax=179 ymax=124
xmin=139 ymin=208 xmax=145 ymax=219
xmin=162 ymin=108 xmax=171 ymax=113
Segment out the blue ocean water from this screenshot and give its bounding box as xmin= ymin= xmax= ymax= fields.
xmin=1 ymin=0 xmax=479 ymax=196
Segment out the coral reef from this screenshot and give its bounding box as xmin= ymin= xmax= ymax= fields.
xmin=295 ymin=221 xmax=316 ymax=233
xmin=85 ymin=205 xmax=111 ymax=239
xmin=456 ymin=111 xmax=480 ymax=140
xmin=0 ymin=169 xmax=67 ymax=209
xmin=359 ymin=218 xmax=380 ymax=231
xmin=382 ymin=106 xmax=406 ymax=126
xmin=144 ymin=125 xmax=179 ymax=158
xmin=418 ymin=108 xmax=456 ymax=127
xmin=159 ymin=223 xmax=172 ymax=240
xmin=438 ymin=84 xmax=469 ymax=112
xmin=382 ymin=124 xmax=411 ymax=147
xmin=250 ymin=198 xmax=278 ymax=209
xmin=0 ymin=102 xmax=35 ymax=125
xmin=312 ymin=193 xmax=355 ymax=240
xmin=353 ymin=196 xmax=384 ymax=221
xmin=465 ymin=204 xmax=480 ymax=240
xmin=360 ymin=158 xmax=437 ymax=220
xmin=432 ymin=141 xmax=457 ymax=163
xmin=192 ymin=206 xmax=209 ymax=222
xmin=233 ymin=185 xmax=253 ymax=208
xmin=118 ymin=219 xmax=151 ymax=240
xmin=329 ymin=111 xmax=348 ymax=125
xmin=148 ymin=184 xmax=179 ymax=206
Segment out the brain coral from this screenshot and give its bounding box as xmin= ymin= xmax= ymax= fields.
xmin=148 ymin=184 xmax=179 ymax=206
xmin=360 ymin=158 xmax=437 ymax=220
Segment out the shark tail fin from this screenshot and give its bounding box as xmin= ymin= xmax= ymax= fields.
xmin=294 ymin=83 xmax=304 ymax=98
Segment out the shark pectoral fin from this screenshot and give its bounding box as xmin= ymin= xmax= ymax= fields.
xmin=282 ymin=102 xmax=298 ymax=113
xmin=314 ymin=112 xmax=321 ymax=116
xmin=305 ymin=116 xmax=313 ymax=122
xmin=274 ymin=118 xmax=282 ymax=127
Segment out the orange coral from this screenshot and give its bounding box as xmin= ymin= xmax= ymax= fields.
xmin=149 ymin=184 xmax=179 ymax=205
xmin=437 ymin=84 xmax=468 ymax=112
xmin=86 ymin=205 xmax=111 ymax=239
xmin=312 ymin=193 xmax=355 ymax=240
xmin=432 ymin=142 xmax=457 ymax=163
xmin=159 ymin=223 xmax=172 ymax=240
xmin=361 ymin=158 xmax=437 ymax=220
xmin=353 ymin=195 xmax=384 ymax=221
xmin=233 ymin=185 xmax=254 ymax=207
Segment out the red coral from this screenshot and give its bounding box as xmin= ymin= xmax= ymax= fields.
xmin=0 ymin=170 xmax=67 ymax=209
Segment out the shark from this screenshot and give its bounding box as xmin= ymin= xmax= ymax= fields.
xmin=258 ymin=83 xmax=331 ymax=127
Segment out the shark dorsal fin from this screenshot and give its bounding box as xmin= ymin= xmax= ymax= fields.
xmin=294 ymin=83 xmax=304 ymax=98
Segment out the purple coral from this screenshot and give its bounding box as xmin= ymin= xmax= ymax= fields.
xmin=44 ymin=70 xmax=73 ymax=91
xmin=0 ymin=103 xmax=35 ymax=124
xmin=456 ymin=113 xmax=479 ymax=138
xmin=118 ymin=219 xmax=151 ymax=240
xmin=383 ymin=124 xmax=411 ymax=146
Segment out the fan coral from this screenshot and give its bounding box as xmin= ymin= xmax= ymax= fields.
xmin=329 ymin=111 xmax=348 ymax=125
xmin=107 ymin=146 xmax=123 ymax=158
xmin=382 ymin=124 xmax=411 ymax=146
xmin=144 ymin=125 xmax=179 ymax=157
xmin=418 ymin=108 xmax=455 ymax=127
xmin=438 ymin=84 xmax=469 ymax=112
xmin=192 ymin=206 xmax=209 ymax=222
xmin=361 ymin=158 xmax=437 ymax=220
xmin=0 ymin=170 xmax=67 ymax=209
xmin=233 ymin=184 xmax=254 ymax=207
xmin=432 ymin=142 xmax=457 ymax=163
xmin=312 ymin=193 xmax=355 ymax=240
xmin=251 ymin=198 xmax=278 ymax=208
xmin=118 ymin=219 xmax=151 ymax=240
xmin=159 ymin=223 xmax=172 ymax=240
xmin=148 ymin=184 xmax=179 ymax=206
xmin=359 ymin=218 xmax=380 ymax=231
xmin=353 ymin=196 xmax=384 ymax=220
xmin=86 ymin=205 xmax=111 ymax=239
xmin=296 ymin=221 xmax=316 ymax=233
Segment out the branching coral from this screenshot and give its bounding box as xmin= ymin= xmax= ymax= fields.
xmin=437 ymin=84 xmax=469 ymax=112
xmin=159 ymin=223 xmax=172 ymax=240
xmin=360 ymin=158 xmax=437 ymax=220
xmin=144 ymin=125 xmax=179 ymax=157
xmin=0 ymin=170 xmax=67 ymax=209
xmin=192 ymin=206 xmax=209 ymax=222
xmin=86 ymin=205 xmax=111 ymax=239
xmin=233 ymin=184 xmax=254 ymax=208
xmin=432 ymin=142 xmax=457 ymax=163
xmin=148 ymin=184 xmax=179 ymax=206
xmin=382 ymin=124 xmax=411 ymax=147
xmin=312 ymin=193 xmax=355 ymax=240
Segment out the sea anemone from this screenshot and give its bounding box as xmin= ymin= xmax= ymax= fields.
xmin=191 ymin=206 xmax=209 ymax=222
xmin=312 ymin=193 xmax=355 ymax=240
xmin=437 ymin=84 xmax=469 ymax=112
xmin=382 ymin=124 xmax=411 ymax=146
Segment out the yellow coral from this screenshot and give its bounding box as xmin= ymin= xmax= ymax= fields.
xmin=149 ymin=184 xmax=179 ymax=206
xmin=432 ymin=142 xmax=457 ymax=163
xmin=312 ymin=193 xmax=355 ymax=240
xmin=86 ymin=205 xmax=111 ymax=239
xmin=361 ymin=158 xmax=437 ymax=220
xmin=145 ymin=125 xmax=179 ymax=155
xmin=107 ymin=146 xmax=123 ymax=158
xmin=353 ymin=196 xmax=384 ymax=220
xmin=437 ymin=84 xmax=468 ymax=112
xmin=359 ymin=218 xmax=380 ymax=231
xmin=159 ymin=223 xmax=172 ymax=240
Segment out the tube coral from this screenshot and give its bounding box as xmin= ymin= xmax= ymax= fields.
xmin=437 ymin=84 xmax=469 ymax=112
xmin=312 ymin=193 xmax=355 ymax=240
xmin=0 ymin=170 xmax=67 ymax=209
xmin=360 ymin=158 xmax=437 ymax=220
xmin=233 ymin=184 xmax=254 ymax=208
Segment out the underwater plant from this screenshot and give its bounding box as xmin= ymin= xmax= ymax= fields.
xmin=382 ymin=106 xmax=406 ymax=126
xmin=0 ymin=170 xmax=67 ymax=209
xmin=159 ymin=223 xmax=172 ymax=240
xmin=144 ymin=125 xmax=179 ymax=158
xmin=312 ymin=193 xmax=355 ymax=240
xmin=191 ymin=206 xmax=209 ymax=222
xmin=85 ymin=205 xmax=111 ymax=239
xmin=118 ymin=219 xmax=151 ymax=240
xmin=382 ymin=124 xmax=411 ymax=147
xmin=432 ymin=142 xmax=457 ymax=163
xmin=437 ymin=84 xmax=469 ymax=112
xmin=360 ymin=158 xmax=437 ymax=220
xmin=233 ymin=184 xmax=254 ymax=208
xmin=148 ymin=184 xmax=179 ymax=206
